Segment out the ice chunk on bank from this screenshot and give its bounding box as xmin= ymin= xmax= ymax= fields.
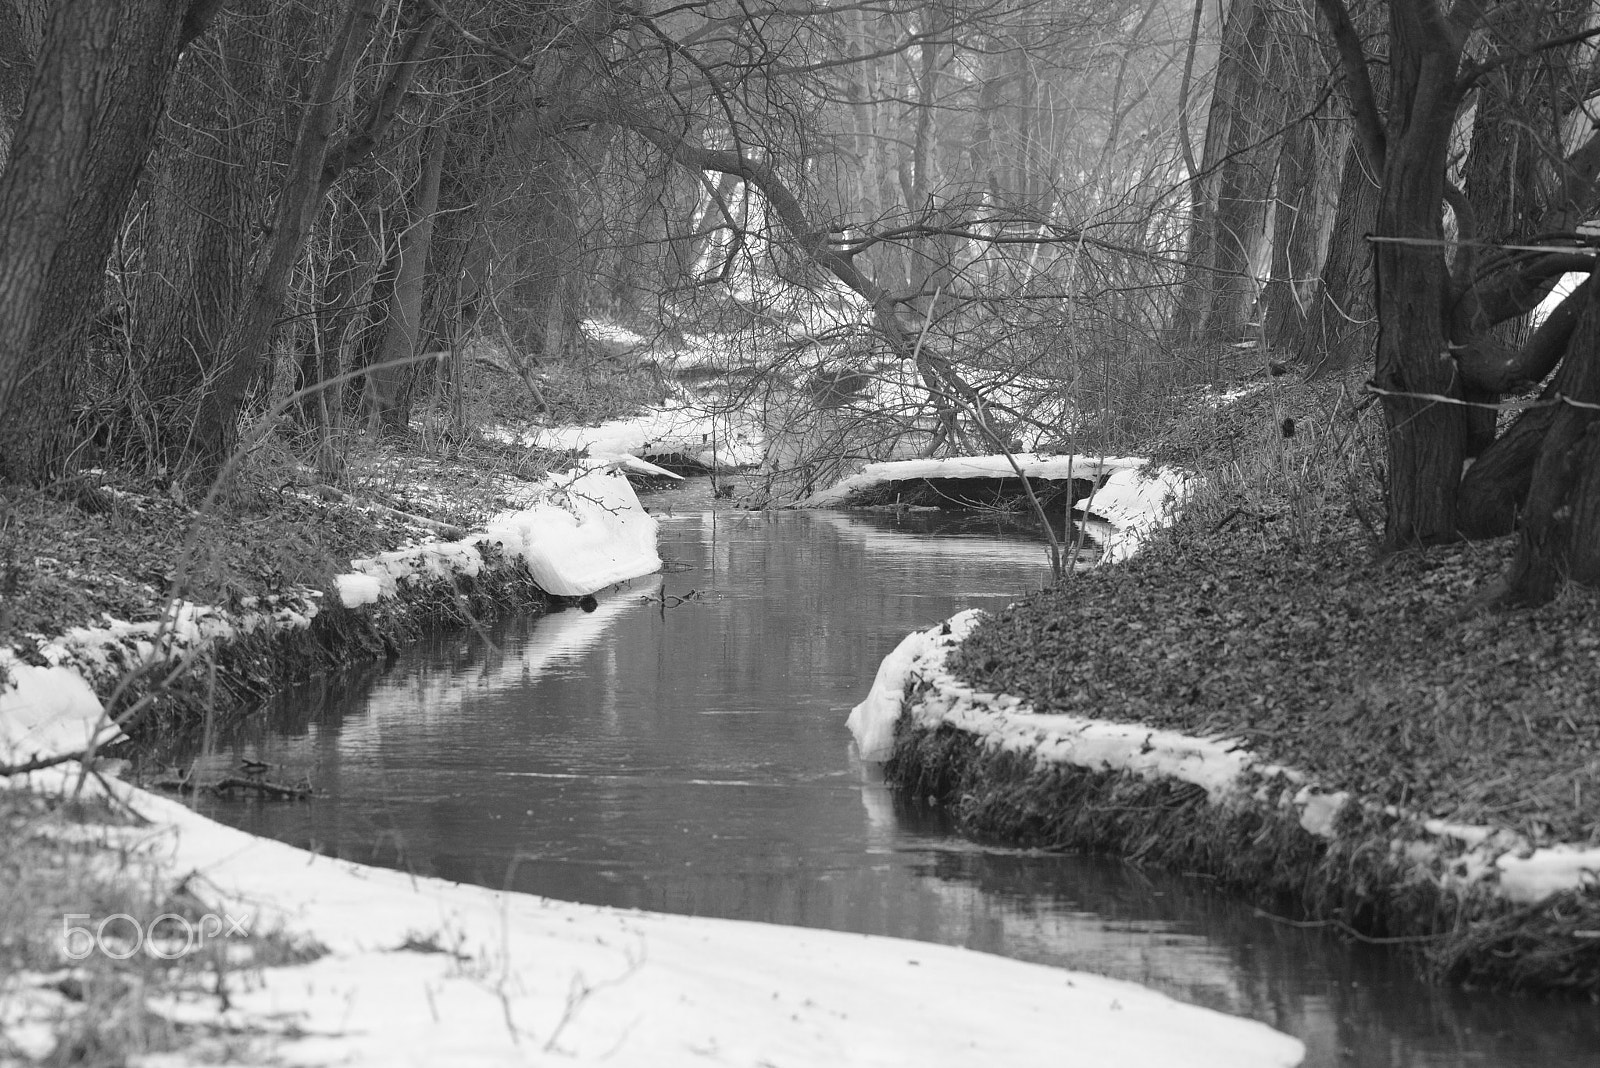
xmin=1074 ymin=464 xmax=1192 ymax=562
xmin=0 ymin=661 xmax=115 ymax=763
xmin=487 ymin=466 xmax=662 ymax=597
xmin=334 ymin=466 xmax=662 ymax=605
xmin=849 ymin=609 xmax=986 ymax=761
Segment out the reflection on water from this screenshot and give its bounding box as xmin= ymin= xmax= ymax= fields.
xmin=175 ymin=499 xmax=1600 ymax=1068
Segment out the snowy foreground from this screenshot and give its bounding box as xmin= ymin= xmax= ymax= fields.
xmin=1 ymin=765 xmax=1304 ymax=1067
xmin=0 ymin=458 xmax=1304 ymax=1067
xmin=851 ymin=610 xmax=1600 ymax=911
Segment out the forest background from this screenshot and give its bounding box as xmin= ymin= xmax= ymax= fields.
xmin=2 ymin=0 xmax=1600 ymax=617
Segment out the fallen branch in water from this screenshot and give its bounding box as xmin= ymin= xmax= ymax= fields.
xmin=152 ymin=775 xmax=312 ymax=800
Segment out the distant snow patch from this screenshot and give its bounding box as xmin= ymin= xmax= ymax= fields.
xmin=803 ymin=454 xmax=1193 ymax=565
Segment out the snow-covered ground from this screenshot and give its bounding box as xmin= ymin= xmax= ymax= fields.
xmin=849 ymin=611 xmax=1600 ymax=911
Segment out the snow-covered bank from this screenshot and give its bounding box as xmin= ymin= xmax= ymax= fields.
xmin=0 ymin=465 xmax=661 ymax=764
xmin=335 ymin=464 xmax=662 ymax=603
xmin=850 ymin=610 xmax=1600 ymax=910
xmin=2 ymin=760 xmax=1303 ymax=1068
xmin=798 ymin=454 xmax=1193 ymax=564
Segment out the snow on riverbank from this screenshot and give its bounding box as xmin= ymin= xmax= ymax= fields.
xmin=1 ymin=755 xmax=1303 ymax=1068
xmin=0 ymin=465 xmax=661 ymax=763
xmin=849 ymin=611 xmax=1600 ymax=910
xmin=499 ymin=403 xmax=763 ymax=472
xmin=798 ymin=454 xmax=1193 ymax=565
xmin=335 ymin=465 xmax=662 ymax=603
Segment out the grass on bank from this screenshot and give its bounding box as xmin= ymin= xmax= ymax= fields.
xmin=951 ymin=368 xmax=1600 ymax=846
xmin=0 ymin=786 xmax=323 ymax=1066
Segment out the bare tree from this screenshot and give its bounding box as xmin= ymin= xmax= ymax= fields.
xmin=0 ymin=0 xmax=224 ymax=484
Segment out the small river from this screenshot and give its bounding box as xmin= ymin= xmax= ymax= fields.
xmin=174 ymin=483 xmax=1600 ymax=1067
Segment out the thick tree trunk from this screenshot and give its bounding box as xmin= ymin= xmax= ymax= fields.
xmin=1371 ymin=0 xmax=1469 ymax=548
xmin=0 ymin=0 xmax=48 ymax=165
xmin=1259 ymin=0 xmax=1334 ymax=356
xmin=1501 ymin=293 xmax=1600 ymax=603
xmin=1262 ymin=115 xmax=1343 ymax=355
xmin=0 ymin=0 xmax=221 ymax=485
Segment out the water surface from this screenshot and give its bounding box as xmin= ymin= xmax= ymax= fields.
xmin=180 ymin=496 xmax=1600 ymax=1068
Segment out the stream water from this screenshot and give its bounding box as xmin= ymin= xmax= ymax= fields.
xmin=176 ymin=484 xmax=1600 ymax=1067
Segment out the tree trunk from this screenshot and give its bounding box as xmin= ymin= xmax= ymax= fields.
xmin=1261 ymin=114 xmax=1344 ymax=355
xmin=1501 ymin=292 xmax=1600 ymax=603
xmin=1371 ymin=0 xmax=1469 ymax=548
xmin=1169 ymin=0 xmax=1287 ymax=348
xmin=0 ymin=0 xmax=221 ymax=485
xmin=365 ymin=122 xmax=447 ymax=433
xmin=119 ymin=0 xmax=283 ymax=470
xmin=1300 ymin=134 xmax=1380 ymax=375
xmin=0 ymin=0 xmax=48 ymax=166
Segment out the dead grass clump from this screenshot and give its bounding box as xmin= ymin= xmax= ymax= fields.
xmin=1433 ymin=890 xmax=1600 ymax=992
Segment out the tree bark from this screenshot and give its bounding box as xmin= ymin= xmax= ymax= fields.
xmin=1370 ymin=0 xmax=1472 ymax=548
xmin=365 ymin=122 xmax=447 ymax=432
xmin=1169 ymin=0 xmax=1287 ymax=348
xmin=0 ymin=0 xmax=48 ymax=165
xmin=1501 ymin=291 xmax=1600 ymax=603
xmin=1301 ymin=132 xmax=1380 ymax=376
xmin=0 ymin=0 xmax=222 ymax=485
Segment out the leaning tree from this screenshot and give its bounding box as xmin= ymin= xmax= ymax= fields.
xmin=1317 ymin=0 xmax=1600 ymax=604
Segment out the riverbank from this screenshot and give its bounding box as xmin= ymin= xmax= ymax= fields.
xmin=855 ymin=372 xmax=1600 ymax=993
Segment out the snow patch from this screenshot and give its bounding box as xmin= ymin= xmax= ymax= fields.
xmin=334 ymin=573 xmax=384 ymax=609
xmin=1497 ymin=845 xmax=1600 ymax=905
xmin=1293 ymin=787 xmax=1349 ymax=837
xmin=800 ymin=453 xmax=1135 ymax=508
